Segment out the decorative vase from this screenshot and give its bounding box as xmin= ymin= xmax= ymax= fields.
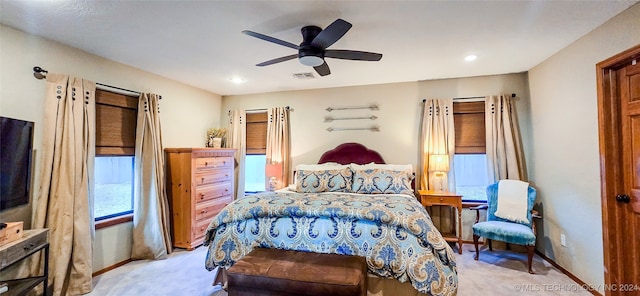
xmin=211 ymin=137 xmax=222 ymax=148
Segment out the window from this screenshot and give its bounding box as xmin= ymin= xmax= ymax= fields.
xmin=94 ymin=156 xmax=134 ymax=220
xmin=94 ymin=89 xmax=138 ymax=222
xmin=245 ymin=112 xmax=268 ymax=193
xmin=453 ymin=154 xmax=489 ymax=202
xmin=245 ymin=155 xmax=267 ymax=192
xmin=453 ymin=101 xmax=489 ymax=202
xmin=246 ymin=112 xmax=267 ymax=155
xmin=453 ymin=101 xmax=485 ymax=154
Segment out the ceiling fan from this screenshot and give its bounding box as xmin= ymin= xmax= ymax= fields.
xmin=242 ymin=19 xmax=383 ymax=77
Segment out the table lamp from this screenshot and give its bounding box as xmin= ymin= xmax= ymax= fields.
xmin=265 ymin=163 xmax=283 ymax=191
xmin=428 ymin=154 xmax=450 ymax=192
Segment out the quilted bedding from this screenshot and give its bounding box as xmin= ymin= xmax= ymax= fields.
xmin=203 ymin=191 xmax=458 ymax=296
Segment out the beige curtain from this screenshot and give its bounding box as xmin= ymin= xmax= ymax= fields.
xmin=485 ymin=94 xmax=526 ymax=183
xmin=227 ymin=110 xmax=246 ymax=199
xmin=131 ymin=93 xmax=172 ymax=260
xmin=266 ymin=107 xmax=291 ymax=188
xmin=419 ymin=98 xmax=455 ymax=191
xmin=31 ymin=73 xmax=95 ymax=295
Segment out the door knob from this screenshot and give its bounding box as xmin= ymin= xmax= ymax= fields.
xmin=616 ymin=194 xmax=631 ymax=203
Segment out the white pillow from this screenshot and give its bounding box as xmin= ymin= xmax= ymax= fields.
xmin=295 ymin=163 xmax=349 ymax=171
xmin=350 ymin=163 xmax=413 ymax=173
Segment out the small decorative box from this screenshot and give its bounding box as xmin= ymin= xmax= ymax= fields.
xmin=0 ymin=221 xmax=24 ymax=247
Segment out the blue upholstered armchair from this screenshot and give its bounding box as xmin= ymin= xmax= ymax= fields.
xmin=472 ymin=181 xmax=540 ymax=273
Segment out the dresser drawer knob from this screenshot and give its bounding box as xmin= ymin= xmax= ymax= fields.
xmin=204 ymin=162 xmax=208 ymax=166
xmin=201 ymin=178 xmax=205 ymax=182
xmin=201 ymin=210 xmax=207 ymax=214
xmin=23 ymin=243 xmax=36 ymax=250
xmin=200 ymin=193 xmax=205 ymax=200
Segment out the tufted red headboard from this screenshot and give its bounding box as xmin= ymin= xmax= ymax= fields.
xmin=318 ymin=143 xmax=385 ymax=165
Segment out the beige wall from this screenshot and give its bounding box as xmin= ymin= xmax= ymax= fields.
xmin=224 ymin=82 xmax=420 ymax=166
xmin=222 ymin=73 xmax=530 ymax=241
xmin=526 ymin=3 xmax=640 ymax=293
xmin=223 ymin=73 xmax=529 ymax=168
xmin=5 ymin=1 xmax=636 ymax=284
xmin=0 ymin=25 xmax=222 ymax=272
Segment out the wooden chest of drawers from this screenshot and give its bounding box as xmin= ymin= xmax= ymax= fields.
xmin=165 ymin=148 xmax=236 ymax=250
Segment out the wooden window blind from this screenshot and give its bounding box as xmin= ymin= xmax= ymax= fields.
xmin=246 ymin=112 xmax=267 ymax=155
xmin=95 ymin=89 xmax=138 ymax=156
xmin=453 ymin=101 xmax=486 ymax=154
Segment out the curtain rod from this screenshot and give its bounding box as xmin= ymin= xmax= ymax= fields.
xmin=228 ymin=106 xmax=290 ymax=115
xmin=422 ymin=93 xmax=516 ymax=103
xmin=33 ymin=66 xmax=144 ymax=97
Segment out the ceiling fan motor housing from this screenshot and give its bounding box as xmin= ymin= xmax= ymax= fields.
xmin=298 ymin=26 xmax=324 ymax=66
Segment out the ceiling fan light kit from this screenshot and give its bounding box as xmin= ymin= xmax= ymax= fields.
xmin=299 ymin=55 xmax=324 ymax=67
xmin=242 ymin=18 xmax=383 ymax=76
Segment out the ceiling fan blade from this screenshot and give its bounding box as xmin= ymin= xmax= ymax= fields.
xmin=314 ymin=62 xmax=331 ymax=76
xmin=256 ymin=54 xmax=298 ymax=66
xmin=325 ymin=50 xmax=383 ymax=61
xmin=242 ymin=30 xmax=299 ymax=50
xmin=310 ymin=19 xmax=352 ymax=49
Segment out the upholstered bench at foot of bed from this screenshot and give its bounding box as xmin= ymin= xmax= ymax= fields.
xmin=227 ymin=248 xmax=367 ymax=296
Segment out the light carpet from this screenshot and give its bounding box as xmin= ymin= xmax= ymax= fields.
xmin=86 ymin=244 xmax=593 ymax=296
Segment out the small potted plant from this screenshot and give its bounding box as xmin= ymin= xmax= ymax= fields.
xmin=206 ymin=128 xmax=226 ymax=148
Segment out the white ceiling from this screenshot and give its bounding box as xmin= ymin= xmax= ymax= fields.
xmin=1 ymin=1 xmax=636 ymax=96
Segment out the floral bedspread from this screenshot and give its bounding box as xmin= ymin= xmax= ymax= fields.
xmin=203 ymin=191 xmax=458 ymax=296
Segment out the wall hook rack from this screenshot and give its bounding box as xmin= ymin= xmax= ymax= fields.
xmin=326 ymin=126 xmax=380 ymax=132
xmin=325 ymin=104 xmax=379 ymax=112
xmin=324 ymin=115 xmax=377 ymax=122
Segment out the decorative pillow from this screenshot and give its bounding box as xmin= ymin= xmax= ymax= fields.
xmin=352 ymin=168 xmax=414 ymax=196
xmin=295 ymin=168 xmax=353 ymax=193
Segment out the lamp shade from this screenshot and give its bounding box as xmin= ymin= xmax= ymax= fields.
xmin=265 ymin=163 xmax=283 ymax=178
xmin=428 ymin=154 xmax=450 ymax=172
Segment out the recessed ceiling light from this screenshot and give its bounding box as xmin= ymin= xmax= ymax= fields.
xmin=230 ymin=77 xmax=246 ymax=84
xmin=465 ymin=55 xmax=477 ymax=62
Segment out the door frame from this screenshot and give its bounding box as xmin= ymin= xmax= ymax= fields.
xmin=596 ymin=44 xmax=640 ymax=295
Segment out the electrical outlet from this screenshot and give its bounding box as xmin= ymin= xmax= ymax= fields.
xmin=560 ymin=233 xmax=566 ymax=247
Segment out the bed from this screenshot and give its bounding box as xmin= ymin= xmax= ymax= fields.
xmin=203 ymin=143 xmax=458 ymax=296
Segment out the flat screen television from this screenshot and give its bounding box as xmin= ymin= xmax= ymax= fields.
xmin=0 ymin=116 xmax=34 ymax=211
